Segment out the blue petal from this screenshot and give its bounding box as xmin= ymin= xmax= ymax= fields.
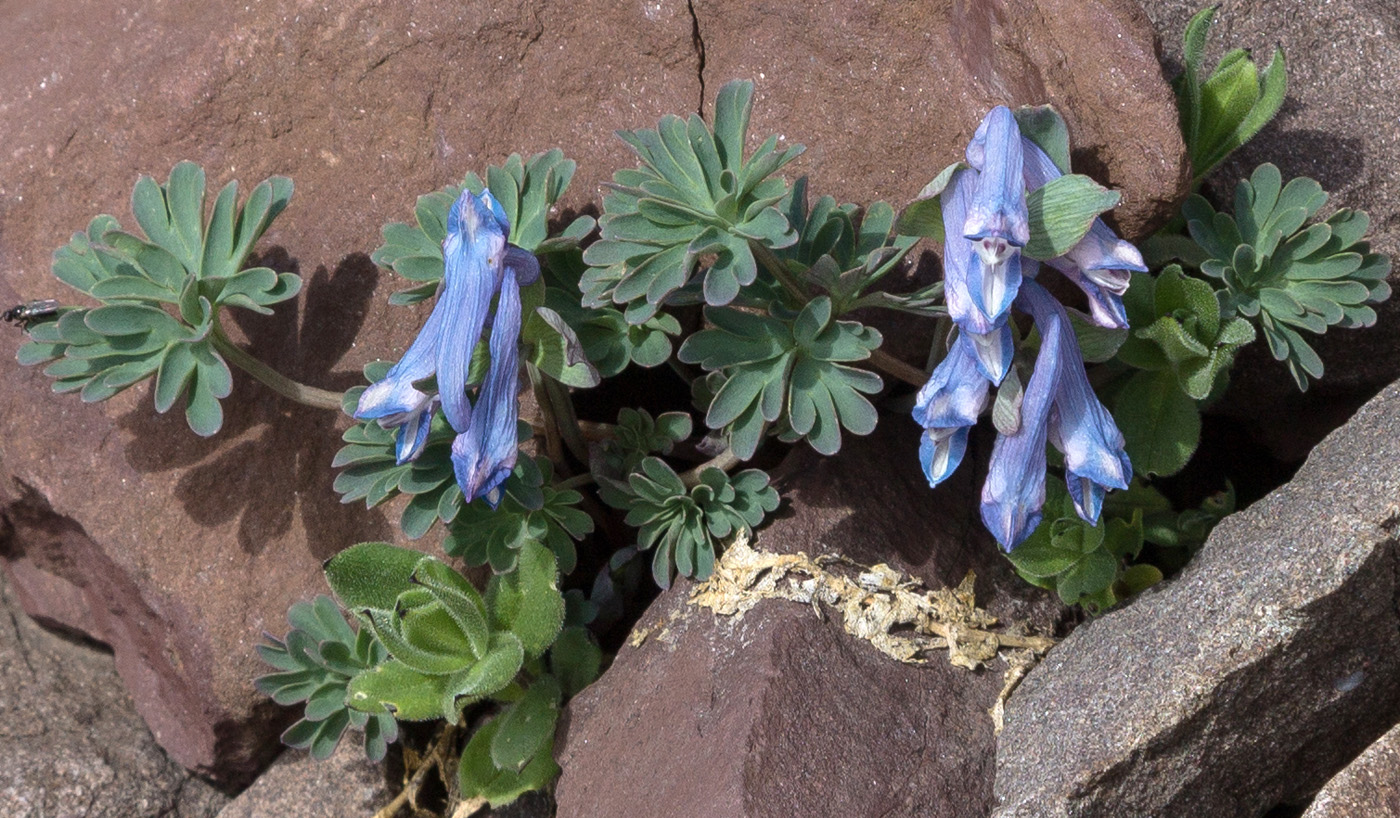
xmin=913 ymin=333 xmax=991 ymax=429
xmin=963 ymin=107 xmax=1030 ymax=259
xmin=504 ymin=246 xmax=541 ymax=286
xmin=451 ymin=269 xmax=523 ymax=506
xmin=966 ymin=250 xmax=1023 ymax=329
xmin=1019 ymin=280 xmax=1132 ymax=524
xmin=919 ymin=426 xmax=969 ymax=488
xmin=1019 ymin=136 xmax=1063 ymax=190
xmin=438 ymin=190 xmax=509 ymax=432
xmin=393 ymin=397 xmax=439 ymax=464
xmin=354 ymin=283 xmax=448 ymax=423
xmin=1047 ymin=259 xmax=1131 ymax=329
xmin=966 ymin=324 xmax=1016 ymax=385
xmin=942 ymin=169 xmax=1006 ymax=336
xmin=1065 ymin=220 xmax=1148 ymax=275
xmin=980 ymin=283 xmax=1063 ymax=550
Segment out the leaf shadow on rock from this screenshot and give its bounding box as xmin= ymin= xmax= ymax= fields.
xmin=117 ymin=249 xmax=392 ymax=559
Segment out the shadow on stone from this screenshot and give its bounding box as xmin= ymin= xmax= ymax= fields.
xmin=115 ymin=250 xmax=390 ymax=559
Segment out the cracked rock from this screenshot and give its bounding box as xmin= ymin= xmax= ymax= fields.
xmin=993 ymin=379 xmax=1400 ymax=817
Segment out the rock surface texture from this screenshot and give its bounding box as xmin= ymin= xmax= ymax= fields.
xmin=214 ymin=742 xmax=388 ymax=818
xmin=555 ymin=421 xmax=1064 ymax=818
xmin=1302 ymin=723 xmax=1400 ymax=818
xmin=993 ymin=379 xmax=1400 ymax=817
xmin=1138 ymin=0 xmax=1400 ymax=461
xmin=0 ymin=0 xmax=1182 ymax=784
xmin=0 ymin=572 xmax=229 ymax=818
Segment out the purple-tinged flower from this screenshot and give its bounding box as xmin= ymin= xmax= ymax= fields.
xmin=913 ymin=334 xmax=991 ymax=486
xmin=355 ymin=189 xmax=540 ymax=507
xmin=1019 ymin=283 xmax=1132 ymax=522
xmin=1020 ymin=137 xmax=1146 ymax=330
xmin=917 ymin=106 xmax=1138 ymax=550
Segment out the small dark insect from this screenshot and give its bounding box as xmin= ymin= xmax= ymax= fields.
xmin=3 ymin=299 xmax=60 ymax=330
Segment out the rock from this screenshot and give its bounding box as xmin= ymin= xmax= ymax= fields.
xmin=992 ymin=379 xmax=1400 ymax=817
xmin=1303 ymin=722 xmax=1400 ymax=818
xmin=697 ymin=0 xmax=1187 ymax=238
xmin=0 ymin=569 xmax=230 ymax=818
xmin=215 ymin=742 xmax=389 ymax=818
xmin=1136 ymin=0 xmax=1400 ymax=461
xmin=0 ymin=0 xmax=1181 ymax=784
xmin=555 ymin=421 xmax=1063 ymax=818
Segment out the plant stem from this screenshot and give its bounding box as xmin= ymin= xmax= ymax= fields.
xmin=868 ymin=348 xmax=928 ymax=388
xmin=373 ymin=722 xmax=458 ymax=818
xmin=749 ymin=241 xmax=808 ymax=304
xmin=210 ymin=323 xmax=344 ymax=411
xmin=555 ymin=472 xmax=596 ymax=491
xmin=679 ymin=447 xmax=743 ymax=487
xmin=527 ymin=364 xmax=567 ymax=465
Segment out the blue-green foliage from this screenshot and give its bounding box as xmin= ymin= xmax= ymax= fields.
xmin=580 ymin=80 xmax=804 ymax=322
xmin=679 ymin=297 xmax=883 ymax=459
xmin=1184 ymin=164 xmax=1391 ymax=390
xmin=255 ymin=596 xmax=398 ymax=761
xmin=599 ymin=457 xmax=780 ymax=587
xmin=309 ymin=542 xmax=601 ymax=805
xmin=18 ymin=162 xmax=299 ymax=435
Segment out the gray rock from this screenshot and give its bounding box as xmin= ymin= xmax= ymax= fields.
xmin=555 ymin=422 xmax=1063 ymax=818
xmin=1303 ymin=722 xmax=1400 ymax=818
xmin=0 ymin=570 xmax=229 ymax=818
xmin=216 ymin=742 xmax=389 ymax=818
xmin=993 ymin=379 xmax=1400 ymax=817
xmin=1137 ymin=0 xmax=1400 ymax=460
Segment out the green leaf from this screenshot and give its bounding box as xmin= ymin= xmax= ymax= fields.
xmin=487 ymin=541 xmax=565 ymax=658
xmin=489 ymin=676 xmax=561 ymax=772
xmin=550 ymin=626 xmax=603 ymax=697
xmin=896 ymin=162 xmax=963 ymax=240
xmin=1013 ymin=105 xmax=1072 ymax=174
xmin=346 ymin=659 xmax=449 ymax=721
xmin=1023 ymin=175 xmax=1121 ymax=260
xmin=458 ymin=717 xmax=561 ymax=808
xmin=324 ymin=542 xmax=426 ymax=612
xmin=451 ymin=631 xmax=525 ymax=701
xmin=1112 ymin=369 xmax=1201 ymax=477
xmin=524 ymin=306 xmax=601 ymax=388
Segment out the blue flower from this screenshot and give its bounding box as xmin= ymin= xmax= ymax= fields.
xmin=355 ymin=189 xmax=540 ymax=507
xmin=914 ymin=107 xmax=1135 ymax=550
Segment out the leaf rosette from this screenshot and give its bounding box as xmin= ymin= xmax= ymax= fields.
xmin=579 ymin=79 xmax=805 ymax=322
xmin=1185 ymin=164 xmax=1391 ymax=389
xmin=19 ymin=162 xmax=299 ymax=435
xmin=679 ymin=296 xmax=883 ymax=458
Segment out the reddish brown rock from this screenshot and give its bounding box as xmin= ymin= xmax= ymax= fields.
xmin=0 ymin=0 xmax=1181 ymax=786
xmin=697 ymin=0 xmax=1187 ymax=238
xmin=554 ymin=421 xmax=1063 ymax=818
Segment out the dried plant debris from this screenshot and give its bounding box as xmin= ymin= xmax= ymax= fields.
xmin=689 ymin=533 xmax=1056 ymax=731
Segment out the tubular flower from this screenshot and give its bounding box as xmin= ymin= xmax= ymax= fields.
xmin=914 ymin=106 xmax=1136 ymax=549
xmin=355 ymin=189 xmax=540 ymax=507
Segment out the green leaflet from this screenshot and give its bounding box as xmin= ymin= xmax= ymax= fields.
xmin=24 ymin=162 xmax=300 ymax=436
xmin=678 ymin=297 xmax=883 ymax=458
xmin=598 ymin=457 xmax=780 ymax=588
xmin=1184 ymin=164 xmax=1391 ymax=390
xmin=580 ymin=79 xmax=804 ymax=321
xmin=255 ymin=596 xmax=398 ymax=761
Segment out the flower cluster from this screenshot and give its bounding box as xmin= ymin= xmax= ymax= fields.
xmin=914 ymin=107 xmax=1139 ymax=549
xmin=354 ymin=189 xmax=539 ymax=506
